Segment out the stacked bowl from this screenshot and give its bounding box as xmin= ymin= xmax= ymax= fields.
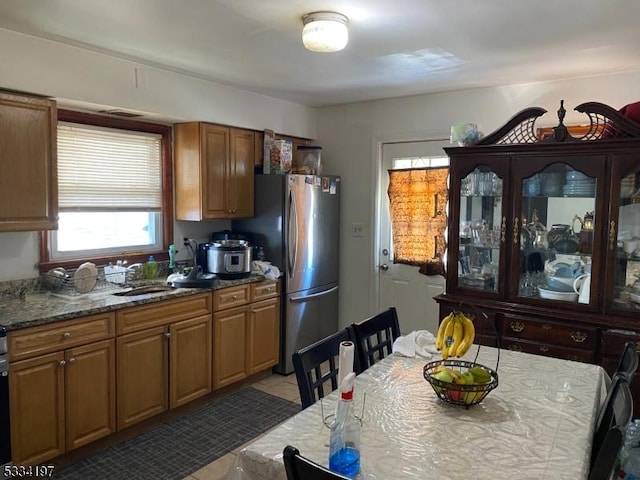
xmin=563 ymin=170 xmax=595 ymax=197
xmin=540 ymin=172 xmax=565 ymax=196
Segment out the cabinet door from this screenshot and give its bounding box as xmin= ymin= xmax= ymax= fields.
xmin=9 ymin=352 xmax=65 ymax=465
xmin=65 ymin=339 xmax=116 ymax=451
xmin=0 ymin=91 xmax=58 ymax=231
xmin=202 ymin=123 xmax=230 ymax=219
xmin=169 ymin=315 xmax=212 ymax=409
xmin=247 ymin=297 xmax=280 ymax=374
xmin=229 ymin=128 xmax=255 ymax=218
xmin=213 ymin=306 xmax=248 ymax=389
xmin=116 ymin=326 xmax=169 ymax=430
xmin=509 ymin=154 xmax=606 ymax=309
xmin=606 ymin=154 xmax=640 ymax=315
xmin=448 ymin=155 xmax=509 ymax=298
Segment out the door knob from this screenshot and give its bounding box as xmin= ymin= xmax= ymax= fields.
xmin=379 ymin=264 xmax=389 ymax=271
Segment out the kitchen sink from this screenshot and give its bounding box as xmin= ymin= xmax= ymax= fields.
xmin=111 ymin=285 xmax=175 ymax=296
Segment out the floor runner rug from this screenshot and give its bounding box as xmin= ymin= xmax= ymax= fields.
xmin=53 ymin=386 xmax=300 ymax=480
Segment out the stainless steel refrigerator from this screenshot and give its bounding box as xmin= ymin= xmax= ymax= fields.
xmin=233 ymin=174 xmax=340 ymax=374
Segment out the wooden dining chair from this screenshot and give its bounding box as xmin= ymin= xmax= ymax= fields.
xmin=283 ymin=445 xmax=351 ymax=480
xmin=589 ymin=375 xmax=633 ymax=480
xmin=351 ymin=307 xmax=400 ymax=372
xmin=613 ymin=341 xmax=639 ymax=381
xmin=292 ymin=327 xmax=359 ymax=409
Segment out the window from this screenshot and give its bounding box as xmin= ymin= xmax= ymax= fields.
xmin=40 ymin=110 xmax=173 ymax=269
xmin=387 ymin=154 xmax=449 ymax=276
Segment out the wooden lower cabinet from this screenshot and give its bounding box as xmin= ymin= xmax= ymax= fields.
xmin=116 ymin=315 xmax=213 ymax=429
xmin=170 ymin=315 xmax=212 ymax=408
xmin=116 ymin=326 xmax=169 ymax=430
xmin=9 ymin=339 xmax=115 ymax=465
xmin=213 ymin=280 xmax=280 ymax=389
xmin=247 ymin=297 xmax=280 ymax=374
xmin=214 ymin=306 xmax=249 ymax=389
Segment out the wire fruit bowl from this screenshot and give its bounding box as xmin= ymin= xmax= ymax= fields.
xmin=423 ymin=359 xmax=499 ymax=407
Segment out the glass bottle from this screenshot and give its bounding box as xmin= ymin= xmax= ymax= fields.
xmin=329 ymin=373 xmax=361 ymax=478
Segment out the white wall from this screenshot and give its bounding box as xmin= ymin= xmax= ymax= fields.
xmin=0 ymin=28 xmax=317 ymax=281
xmin=316 ymin=70 xmax=640 ymax=328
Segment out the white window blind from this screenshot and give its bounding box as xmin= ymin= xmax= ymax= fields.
xmin=57 ymin=122 xmax=162 ymax=211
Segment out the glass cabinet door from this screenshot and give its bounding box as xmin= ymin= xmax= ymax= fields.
xmin=458 ymin=167 xmax=504 ymax=293
xmin=611 ymin=163 xmax=640 ymax=312
xmin=516 ymin=164 xmax=596 ymax=305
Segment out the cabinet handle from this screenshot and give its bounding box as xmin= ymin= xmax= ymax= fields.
xmin=570 ymin=331 xmax=587 ymax=343
xmin=567 ymin=355 xmax=579 ymax=361
xmin=231 ymin=294 xmax=238 ymax=300
xmin=501 ymin=216 xmax=506 ymax=243
xmin=539 ymin=345 xmax=550 ymax=353
xmin=165 ymin=332 xmax=171 ymax=338
xmin=68 ymin=357 xmax=76 ymax=364
xmin=609 ymin=221 xmax=617 ymax=251
xmin=59 ymin=360 xmax=66 ymax=367
xmin=513 ymin=217 xmax=519 ymax=245
xmin=62 ymin=332 xmax=71 ymax=339
xmin=265 ymin=288 xmax=272 ymax=293
xmin=542 ymin=324 xmax=552 ymax=330
xmin=509 ymin=321 xmax=525 ymax=333
xmin=508 ymin=344 xmax=522 ymax=352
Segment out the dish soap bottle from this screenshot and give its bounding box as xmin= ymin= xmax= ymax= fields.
xmin=144 ymin=255 xmax=158 ymax=280
xmin=329 ymin=372 xmax=361 ymax=478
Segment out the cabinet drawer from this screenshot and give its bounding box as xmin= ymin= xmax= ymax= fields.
xmin=501 ymin=314 xmax=597 ymax=350
xmin=8 ymin=312 xmax=115 ymax=362
xmin=214 ymin=284 xmax=250 ymax=311
xmin=502 ymin=337 xmax=596 ymax=363
xmin=251 ymin=280 xmax=279 ymax=302
xmin=600 ymin=329 xmax=640 ymax=358
xmin=116 ymin=293 xmax=212 ymax=335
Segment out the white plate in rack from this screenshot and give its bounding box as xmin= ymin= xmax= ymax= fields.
xmin=74 ymin=262 xmax=98 ymax=293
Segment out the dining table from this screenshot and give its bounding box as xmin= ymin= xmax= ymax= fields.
xmin=225 ymin=346 xmax=608 ymax=480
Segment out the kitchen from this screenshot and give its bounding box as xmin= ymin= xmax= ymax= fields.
xmin=1 ymin=1 xmax=640 ymax=478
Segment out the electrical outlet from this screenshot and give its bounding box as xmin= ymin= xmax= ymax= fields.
xmin=352 ymin=223 xmax=365 ymax=237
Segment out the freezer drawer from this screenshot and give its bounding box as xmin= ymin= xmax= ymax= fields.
xmin=276 ymin=283 xmax=339 ymax=374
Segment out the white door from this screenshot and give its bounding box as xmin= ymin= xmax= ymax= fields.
xmin=377 ymin=141 xmax=449 ymax=335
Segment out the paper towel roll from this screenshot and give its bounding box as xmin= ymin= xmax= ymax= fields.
xmin=337 ymin=340 xmax=355 ymax=388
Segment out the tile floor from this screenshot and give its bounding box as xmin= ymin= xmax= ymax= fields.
xmin=182 ymin=372 xmax=302 ymax=480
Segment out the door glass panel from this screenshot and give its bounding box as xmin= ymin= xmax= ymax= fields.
xmin=616 ymin=169 xmax=640 ymax=311
xmin=518 ymin=164 xmax=596 ymax=303
xmin=459 ymin=167 xmax=502 ymax=292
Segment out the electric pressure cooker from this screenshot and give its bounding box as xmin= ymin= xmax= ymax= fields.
xmin=206 ymin=239 xmax=252 ymax=279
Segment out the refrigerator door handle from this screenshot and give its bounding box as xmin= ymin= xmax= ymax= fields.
xmin=290 ymin=285 xmax=339 ymax=302
xmin=287 ymin=190 xmax=298 ymax=278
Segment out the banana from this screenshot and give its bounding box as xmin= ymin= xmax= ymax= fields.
xmin=454 ymin=312 xmax=476 ymax=358
xmin=435 ymin=312 xmax=454 ymax=351
xmin=451 ymin=314 xmax=464 ymax=352
xmin=441 ymin=315 xmax=457 ymax=360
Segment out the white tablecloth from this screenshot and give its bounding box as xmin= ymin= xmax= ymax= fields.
xmin=226 ymin=347 xmax=608 ymax=480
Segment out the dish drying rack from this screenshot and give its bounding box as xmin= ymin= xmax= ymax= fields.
xmin=43 ymin=265 xmax=129 ymax=297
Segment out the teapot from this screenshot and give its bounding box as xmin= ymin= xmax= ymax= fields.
xmin=548 ymin=224 xmax=580 ymax=254
xmin=573 ymin=273 xmax=591 ymax=304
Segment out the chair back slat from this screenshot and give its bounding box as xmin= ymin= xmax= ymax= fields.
xmin=352 ymin=307 xmax=400 ymax=372
xmin=283 ymin=445 xmax=351 ymax=480
xmin=614 ymin=341 xmax=639 ymax=381
xmin=292 ymin=327 xmax=358 ymax=409
xmin=590 ymin=375 xmax=633 ymax=480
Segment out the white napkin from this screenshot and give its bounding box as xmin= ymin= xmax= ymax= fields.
xmin=393 ymin=330 xmax=438 ymax=358
xmin=251 ymin=261 xmax=281 ymax=280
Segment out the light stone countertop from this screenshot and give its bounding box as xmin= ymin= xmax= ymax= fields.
xmin=0 ymin=274 xmax=269 ymax=331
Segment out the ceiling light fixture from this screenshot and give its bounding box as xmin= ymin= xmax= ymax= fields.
xmin=302 ymin=11 xmax=349 ymax=53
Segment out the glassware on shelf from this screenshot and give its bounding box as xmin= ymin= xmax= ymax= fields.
xmin=533 ymin=230 xmax=549 ymax=250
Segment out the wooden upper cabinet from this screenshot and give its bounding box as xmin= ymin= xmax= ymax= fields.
xmin=0 ymin=90 xmax=58 ymax=231
xmin=174 ymin=122 xmax=255 ymax=220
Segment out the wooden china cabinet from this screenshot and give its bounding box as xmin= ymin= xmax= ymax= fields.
xmin=435 ymin=101 xmax=640 ymax=414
